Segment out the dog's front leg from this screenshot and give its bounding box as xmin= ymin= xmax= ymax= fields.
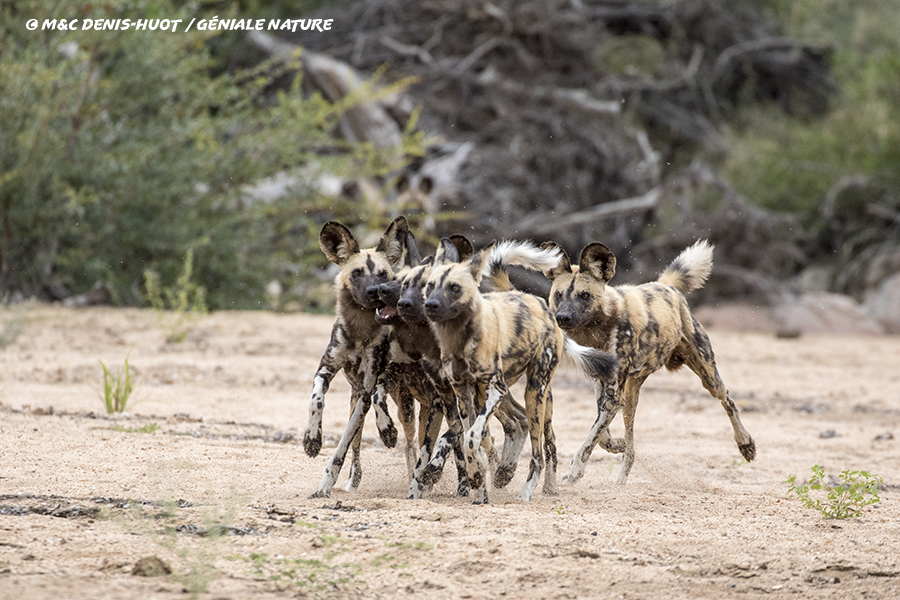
xmin=303 ymin=334 xmax=343 ymax=457
xmin=366 ymin=339 xmax=398 ymax=450
xmin=311 ymin=389 xmax=371 ymax=498
xmin=405 ymin=374 xmax=444 ymax=499
xmin=416 ymin=383 xmax=470 ymax=497
xmin=463 ymin=373 xmax=508 ymax=504
xmin=562 ymin=379 xmax=623 ymax=485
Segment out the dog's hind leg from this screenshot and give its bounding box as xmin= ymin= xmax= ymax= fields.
xmin=413 ymin=392 xmax=468 ymax=497
xmin=616 ymin=375 xmax=647 ymax=485
xmin=562 ymin=380 xmax=624 ymax=485
xmin=492 ymin=397 xmax=527 ymax=489
xmin=390 ymin=378 xmax=419 ymax=482
xmin=312 ymin=390 xmax=371 ymax=498
xmin=682 ymin=321 xmax=756 ymax=462
xmin=542 ymin=390 xmax=559 ymax=495
xmin=346 ymin=420 xmax=364 ymax=492
xmin=518 ymin=360 xmax=554 ymax=502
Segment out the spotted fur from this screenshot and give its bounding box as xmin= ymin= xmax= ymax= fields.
xmin=541 ymin=239 xmax=757 ymax=485
xmin=304 ymin=216 xmax=413 ymax=498
xmin=423 ymin=243 xmax=569 ymax=504
xmin=396 ymin=238 xmax=538 ymax=499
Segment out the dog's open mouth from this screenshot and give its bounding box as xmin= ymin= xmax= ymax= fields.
xmin=375 ymin=304 xmax=400 ymax=325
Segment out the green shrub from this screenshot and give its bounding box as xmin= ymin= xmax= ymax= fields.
xmin=0 ymin=0 xmax=422 ymax=309
xmin=723 ymin=0 xmax=900 ymax=214
xmin=785 ymin=464 xmax=882 ymax=519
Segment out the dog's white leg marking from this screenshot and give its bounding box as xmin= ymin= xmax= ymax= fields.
xmin=562 ymin=381 xmax=621 ymax=485
xmin=407 ymin=399 xmax=443 ymax=499
xmin=493 ymin=400 xmax=527 ymax=489
xmin=518 ymin=455 xmax=542 ymax=501
xmin=615 ymin=377 xmax=645 ymax=485
xmin=370 ymin=382 xmax=398 ymax=449
xmin=311 ymin=393 xmax=369 ymax=498
xmin=471 ymin=448 xmax=489 ymax=504
xmin=463 ymin=381 xmax=505 ymax=502
xmin=302 ymin=369 xmax=330 ymax=457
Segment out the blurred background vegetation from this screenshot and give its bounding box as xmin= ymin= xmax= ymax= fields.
xmin=1 ymin=0 xmax=899 ymax=312
xmin=0 ymin=0 xmax=417 ymax=310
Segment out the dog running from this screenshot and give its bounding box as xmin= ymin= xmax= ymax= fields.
xmin=422 ymin=240 xmax=618 ymax=503
xmin=541 ymin=239 xmax=757 ymax=485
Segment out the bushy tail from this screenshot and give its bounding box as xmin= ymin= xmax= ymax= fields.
xmin=482 ymin=240 xmax=563 ymax=292
xmin=561 ymin=336 xmax=618 ymax=382
xmin=658 ymin=240 xmax=713 ymax=295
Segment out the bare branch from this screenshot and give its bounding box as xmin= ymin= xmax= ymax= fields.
xmin=512 ymin=187 xmax=660 ymax=236
xmin=380 ymin=35 xmax=434 ymax=65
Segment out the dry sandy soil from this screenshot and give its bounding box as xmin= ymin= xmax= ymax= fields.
xmin=1 ymin=304 xmax=899 ymax=599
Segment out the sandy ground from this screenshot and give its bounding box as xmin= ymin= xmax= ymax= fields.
xmin=1 ymin=304 xmax=899 ymax=599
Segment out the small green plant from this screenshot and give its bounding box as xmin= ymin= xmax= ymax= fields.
xmin=234 ymin=551 xmax=361 ymax=592
xmin=98 ymin=348 xmax=135 ymax=414
xmin=144 ymin=248 xmax=208 ymax=343
xmin=785 ymin=464 xmax=883 ymax=519
xmin=111 ymin=422 xmax=160 ymax=434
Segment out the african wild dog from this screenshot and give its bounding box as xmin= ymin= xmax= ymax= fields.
xmin=303 ymin=216 xmax=413 ymax=498
xmin=390 ymin=238 xmax=534 ymax=500
xmin=370 ymin=233 xmax=473 ymax=495
xmin=541 ymin=239 xmax=757 ymax=485
xmin=378 ymin=236 xmax=477 ymax=499
xmin=423 ymin=240 xmax=618 ymax=503
xmin=372 ymin=230 xmax=435 ymax=482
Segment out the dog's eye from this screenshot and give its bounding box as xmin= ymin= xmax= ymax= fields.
xmin=351 ymin=268 xmax=363 ymax=279
xmin=379 ymin=270 xmax=388 ymax=278
xmin=554 ymin=291 xmax=562 ymax=301
xmin=449 ymin=283 xmax=461 ymax=293
xmin=425 ymin=283 xmax=434 ymax=293
xmin=401 ymin=282 xmax=408 ymax=292
xmin=579 ymin=291 xmax=591 ymax=301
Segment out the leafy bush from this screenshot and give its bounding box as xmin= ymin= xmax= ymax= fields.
xmin=723 ymin=0 xmax=900 ymax=215
xmin=785 ymin=464 xmax=882 ymax=519
xmin=0 ymin=0 xmax=422 ymax=309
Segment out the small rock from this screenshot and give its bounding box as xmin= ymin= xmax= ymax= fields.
xmin=819 ymin=429 xmax=839 ymax=438
xmin=874 ymin=432 xmax=894 ymax=441
xmin=132 ymin=556 xmax=171 ymax=577
xmin=865 ymin=273 xmax=900 ymax=334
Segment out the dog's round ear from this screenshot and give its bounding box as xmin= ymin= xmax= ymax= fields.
xmin=448 ymin=234 xmax=474 ymax=262
xmin=540 ymin=241 xmax=571 ymax=281
xmin=419 ymin=176 xmax=434 ymax=194
xmin=376 ymin=215 xmax=411 ymax=266
xmin=320 ymin=221 xmax=360 ymax=266
xmin=434 ymin=237 xmax=460 ymax=265
xmin=579 ymin=243 xmax=616 ymax=283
